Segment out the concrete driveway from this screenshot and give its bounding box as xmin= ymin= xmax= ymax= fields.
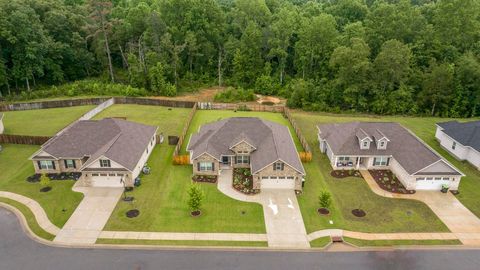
xmin=54 ymin=186 xmax=123 ymax=245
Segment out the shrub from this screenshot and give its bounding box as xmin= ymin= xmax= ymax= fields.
xmin=39 ymin=174 xmax=51 ymax=188
xmin=318 ymin=190 xmax=332 ymax=209
xmin=299 ymin=152 xmax=312 ymax=162
xmin=214 ymin=87 xmax=256 ymax=103
xmin=187 ymin=184 xmax=205 ymax=212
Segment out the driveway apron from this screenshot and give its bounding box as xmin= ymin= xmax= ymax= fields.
xmin=54 ymin=186 xmax=123 ymax=245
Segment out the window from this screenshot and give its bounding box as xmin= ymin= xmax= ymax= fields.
xmin=273 ymin=162 xmax=284 ymax=171
xmin=39 ymin=160 xmax=55 ymax=170
xmin=100 ymin=159 xmax=111 ymax=168
xmin=64 ymin=159 xmax=75 ymax=169
xmin=236 ymin=155 xmax=250 ymax=164
xmin=416 ymin=177 xmax=425 ymax=181
xmin=434 ymin=177 xmax=442 ymax=181
xmin=452 ymin=141 xmax=456 ymax=150
xmin=117 ymin=173 xmax=124 ymax=177
xmin=92 ymin=173 xmax=99 ymax=176
xmin=287 ymin=177 xmax=295 ymax=179
xmin=270 ymin=177 xmax=278 ymax=179
xmin=373 ymin=157 xmax=389 ymax=166
xmin=442 ymin=177 xmax=450 ymax=181
xmin=100 ymin=173 xmax=107 ymax=176
xmin=426 ymin=177 xmax=433 ymax=181
xmin=199 ymin=162 xmax=213 ymax=171
xmin=363 ymin=141 xmax=368 ymax=147
xmin=261 ymin=176 xmax=268 ymax=179
xmin=109 ymin=174 xmax=116 ymax=176
xmin=279 ymin=177 xmax=286 ymax=179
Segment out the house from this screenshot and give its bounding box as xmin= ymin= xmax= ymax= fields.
xmin=187 ymin=117 xmax=305 ymax=191
xmin=436 ymin=121 xmax=480 ymax=170
xmin=317 ymin=122 xmax=464 ymax=191
xmin=30 ymin=118 xmax=158 ymax=187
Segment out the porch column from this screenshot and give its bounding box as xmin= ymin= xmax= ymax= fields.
xmin=334 ymin=156 xmax=338 ymax=167
xmin=356 ymin=157 xmax=360 ymax=170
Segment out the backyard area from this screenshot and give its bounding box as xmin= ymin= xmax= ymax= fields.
xmin=2 ymin=105 xmax=95 ymax=136
xmin=291 ymin=111 xmax=460 ymax=234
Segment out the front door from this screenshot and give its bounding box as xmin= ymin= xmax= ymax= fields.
xmin=221 ymin=156 xmax=230 ymax=165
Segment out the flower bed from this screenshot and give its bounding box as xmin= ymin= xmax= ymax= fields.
xmin=192 ymin=175 xmax=217 ymax=183
xmin=331 ymin=170 xmax=362 ymax=179
xmin=26 ymin=172 xmax=82 ymax=183
xmin=232 ymin=168 xmax=259 ymax=195
xmin=369 ymin=170 xmax=415 ymax=194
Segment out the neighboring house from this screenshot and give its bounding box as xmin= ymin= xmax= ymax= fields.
xmin=187 ymin=117 xmax=305 ymax=191
xmin=30 ymin=118 xmax=158 ymax=187
xmin=0 ymin=113 xmax=4 ymax=134
xmin=436 ymin=121 xmax=480 ymax=170
xmin=317 ymin=122 xmax=464 ymax=191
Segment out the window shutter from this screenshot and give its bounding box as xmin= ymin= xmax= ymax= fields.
xmin=281 ymin=163 xmax=284 ymax=171
xmin=197 ymin=162 xmax=200 ymax=171
xmin=73 ymin=160 xmax=76 ymax=169
xmin=373 ymin=158 xmax=376 ymax=165
xmin=273 ymin=163 xmax=277 ymax=171
xmin=386 ymin=158 xmax=390 ymax=166
xmin=212 ymin=162 xmax=215 ymax=171
xmin=37 ymin=161 xmax=42 ymax=169
xmin=52 ymin=161 xmax=56 ymax=170
xmin=64 ymin=160 xmax=68 ymax=168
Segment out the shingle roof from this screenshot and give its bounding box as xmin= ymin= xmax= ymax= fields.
xmin=34 ymin=118 xmax=157 ymax=171
xmin=187 ymin=117 xmax=305 ymax=175
xmin=318 ymin=122 xmax=461 ymax=175
xmin=437 ymin=121 xmax=480 ymax=152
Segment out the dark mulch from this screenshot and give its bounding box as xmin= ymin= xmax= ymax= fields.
xmin=233 ymin=168 xmax=259 ymax=195
xmin=352 ymin=209 xmax=366 ymax=217
xmin=122 ymin=196 xmax=134 ymax=202
xmin=40 ymin=186 xmax=52 ymax=192
xmin=126 ymin=209 xmax=140 ymax=218
xmin=450 ymin=190 xmax=460 ymax=195
xmin=369 ymin=170 xmax=415 ymax=194
xmin=191 ymin=210 xmax=201 ymax=217
xmin=27 ymin=172 xmax=82 ymax=183
xmin=331 ymin=170 xmax=362 ymax=179
xmin=124 ymin=187 xmax=134 ymax=192
xmin=317 ymin=208 xmax=330 ymax=215
xmin=192 ymin=175 xmax=217 ymax=183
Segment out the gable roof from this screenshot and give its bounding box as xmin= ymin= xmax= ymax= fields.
xmin=318 ymin=122 xmax=462 ymax=176
xmin=31 ymin=118 xmax=157 ymax=171
xmin=187 ymin=117 xmax=305 ymax=175
xmin=437 ymin=121 xmax=480 ymax=152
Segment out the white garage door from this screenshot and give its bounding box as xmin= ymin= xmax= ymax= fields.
xmin=261 ymin=176 xmax=295 ymax=189
xmin=415 ymin=177 xmax=450 ymax=190
xmin=90 ymin=173 xmax=124 ymax=187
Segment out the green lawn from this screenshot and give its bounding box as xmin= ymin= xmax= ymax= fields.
xmin=92 ymin=104 xmax=192 ymax=137
xmin=96 ymin=238 xmax=268 ymax=247
xmin=181 ymin=110 xmax=303 ymax=153
xmin=292 ymin=111 xmax=457 ymax=233
xmin=0 ymin=144 xmax=83 ymax=227
xmin=310 ymin=236 xmax=332 ymax=248
xmin=2 ymin=105 xmax=95 ymax=136
xmin=344 ymin=237 xmax=462 ymax=247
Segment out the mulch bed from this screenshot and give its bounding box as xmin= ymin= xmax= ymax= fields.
xmin=450 ymin=190 xmax=460 ymax=195
xmin=126 ymin=209 xmax=140 ymax=218
xmin=368 ymin=170 xmax=415 ymax=194
xmin=317 ymin=208 xmax=330 ymax=215
xmin=232 ymin=168 xmax=259 ymax=195
xmin=192 ymin=175 xmax=217 ymax=183
xmin=331 ymin=170 xmax=362 ymax=179
xmin=40 ymin=187 xmax=52 ymax=192
xmin=27 ymin=172 xmax=82 ymax=183
xmin=190 ymin=210 xmax=201 ymax=217
xmin=351 ymin=209 xmax=366 ymax=217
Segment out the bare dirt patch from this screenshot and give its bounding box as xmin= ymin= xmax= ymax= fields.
xmin=150 ymin=87 xmax=225 ymax=102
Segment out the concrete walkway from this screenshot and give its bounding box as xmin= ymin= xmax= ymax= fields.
xmin=0 ymin=191 xmax=60 ymax=235
xmin=360 ymin=170 xmax=480 ymax=245
xmin=217 ymin=169 xmax=310 ymax=248
xmin=308 ymin=229 xmax=457 ymax=242
xmin=53 ymin=185 xmax=123 ymax=245
xmin=98 ymin=231 xmax=267 ymax=242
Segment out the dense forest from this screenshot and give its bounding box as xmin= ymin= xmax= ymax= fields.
xmin=0 ymin=0 xmax=479 ymax=116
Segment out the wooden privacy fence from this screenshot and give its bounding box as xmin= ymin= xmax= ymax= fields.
xmin=0 ymin=134 xmax=51 ymax=145
xmin=173 ymin=103 xmax=198 ymax=161
xmin=0 ymin=98 xmax=110 ymax=111
xmin=114 ymin=97 xmax=195 ymax=108
xmin=198 ymin=102 xmax=285 ymax=113
xmin=284 ymin=107 xmax=312 ymax=158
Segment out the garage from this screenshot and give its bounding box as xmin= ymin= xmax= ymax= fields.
xmin=415 ymin=177 xmax=451 ymax=190
xmin=90 ymin=173 xmax=125 ymax=187
xmin=261 ymin=176 xmax=295 ymax=189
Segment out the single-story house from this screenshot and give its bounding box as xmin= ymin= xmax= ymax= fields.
xmin=436 ymin=120 xmax=480 ymax=170
xmin=187 ymin=117 xmax=305 ymax=191
xmin=30 ymin=118 xmax=158 ymax=187
xmin=317 ymin=122 xmax=464 ymax=191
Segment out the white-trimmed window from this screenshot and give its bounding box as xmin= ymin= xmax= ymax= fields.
xmin=416 ymin=177 xmax=425 ymax=181
xmin=363 ymin=141 xmax=368 ymax=147
xmin=273 ymin=162 xmax=284 ymax=171
xmin=434 ymin=177 xmax=442 ymax=181
xmin=373 ymin=157 xmax=389 ymax=166
xmin=199 ymin=162 xmax=213 ymax=171
xmin=426 ymin=177 xmax=433 ymax=181
xmin=287 ymin=176 xmax=295 ymax=179
xmin=100 ymin=159 xmax=111 ymax=168
xmin=261 ymin=176 xmax=268 ymax=179
xmin=236 ymin=155 xmax=250 ymax=164
xmin=64 ymin=159 xmax=75 ymax=169
xmin=39 ymin=160 xmax=55 ymax=170
xmin=442 ymin=177 xmax=450 ymax=181
xmin=452 ymin=141 xmax=456 ymax=150
xmin=92 ymin=173 xmax=99 ymax=176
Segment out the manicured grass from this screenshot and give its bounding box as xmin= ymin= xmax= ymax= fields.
xmin=292 ymin=111 xmax=454 ymax=233
xmin=310 ymin=236 xmax=331 ymax=248
xmin=96 ymin=238 xmax=268 ymax=247
xmin=104 ymin=145 xmax=266 ymax=233
xmin=0 ymin=144 xmax=83 ymax=227
xmin=92 ymin=104 xmax=192 ymax=136
xmin=344 ymin=237 xmax=462 ymax=247
xmin=181 ymin=110 xmax=303 ymax=153
xmin=0 ymin=198 xmax=55 ymax=241
xmin=2 ymin=105 xmax=95 ymax=136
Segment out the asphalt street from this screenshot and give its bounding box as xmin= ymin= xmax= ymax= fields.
xmin=1 ymin=207 xmax=480 ymax=270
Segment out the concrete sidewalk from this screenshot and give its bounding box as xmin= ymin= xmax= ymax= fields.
xmin=99 ymin=231 xmax=267 ymax=242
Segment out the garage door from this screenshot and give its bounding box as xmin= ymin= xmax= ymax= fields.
xmin=415 ymin=177 xmax=450 ymax=190
xmin=261 ymin=176 xmax=295 ymax=189
xmin=90 ymin=173 xmax=124 ymax=187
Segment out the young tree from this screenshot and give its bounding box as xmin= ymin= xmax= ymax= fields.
xmin=187 ymin=184 xmax=204 ymax=214
xmin=318 ymin=190 xmax=332 ymax=209
xmin=40 ymin=174 xmax=51 ymax=189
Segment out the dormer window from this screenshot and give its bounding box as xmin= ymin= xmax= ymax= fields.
xmin=363 ymin=141 xmax=368 ymax=148
xmin=360 ymin=139 xmax=371 ymax=149
xmin=377 ymin=139 xmax=388 ymax=150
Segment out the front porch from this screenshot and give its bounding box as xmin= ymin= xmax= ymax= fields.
xmin=334 ymin=156 xmax=370 ymax=170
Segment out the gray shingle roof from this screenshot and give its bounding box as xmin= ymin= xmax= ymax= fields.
xmin=437 ymin=121 xmax=480 ymax=152
xmin=318 ymin=122 xmax=461 ymax=175
xmin=187 ymin=117 xmax=305 ymax=175
xmin=34 ymin=118 xmax=157 ymax=171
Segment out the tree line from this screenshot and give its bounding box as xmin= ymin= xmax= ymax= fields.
xmin=0 ymin=0 xmax=479 ymax=117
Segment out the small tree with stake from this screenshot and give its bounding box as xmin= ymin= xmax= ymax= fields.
xmin=318 ymin=190 xmax=332 ymax=214
xmin=39 ymin=174 xmax=51 ymax=192
xmin=187 ymin=184 xmax=204 ymax=216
